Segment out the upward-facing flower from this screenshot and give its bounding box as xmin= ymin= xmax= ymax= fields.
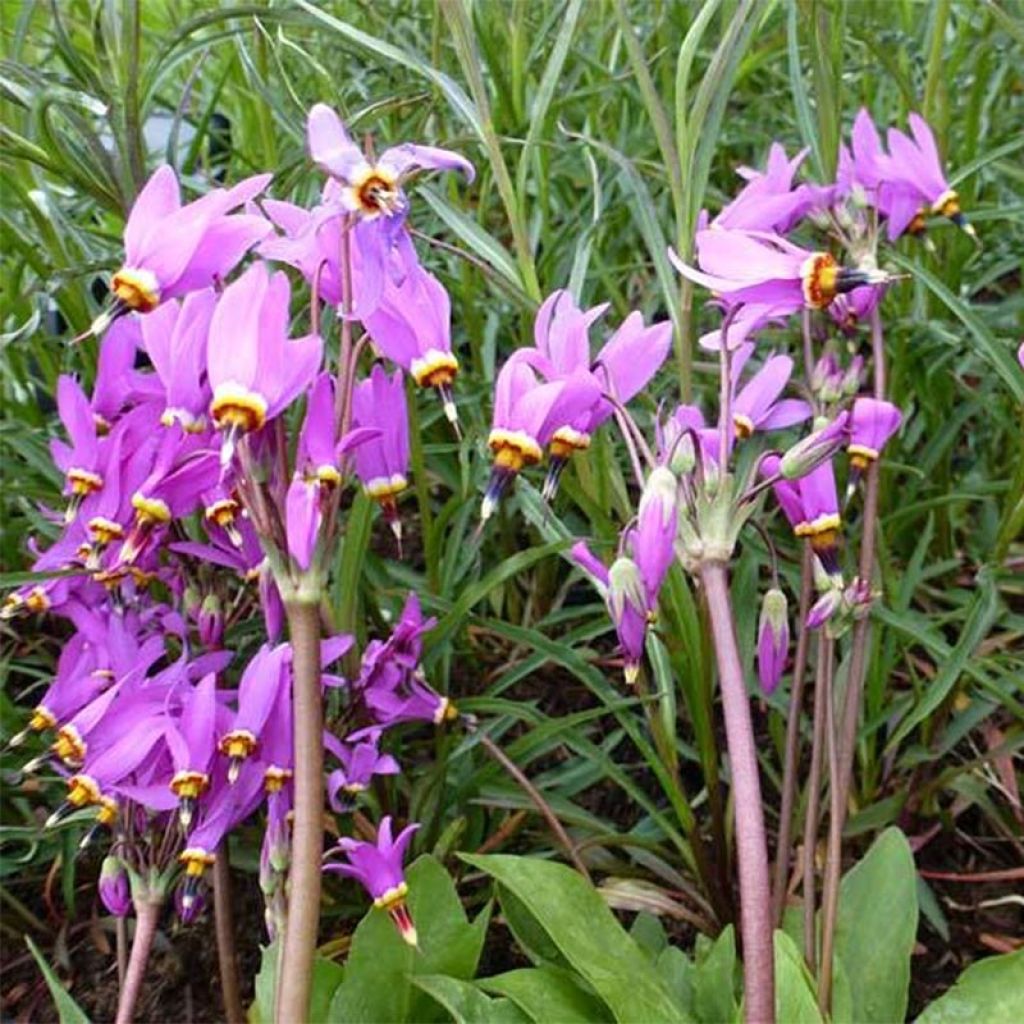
xmin=671 ymin=230 xmax=891 ymax=318
xmin=352 ymin=366 xmax=410 ymax=547
xmin=90 ymin=165 xmax=272 ymax=336
xmin=308 ymin=104 xmax=474 ymax=222
xmin=324 ymin=816 xmax=420 ymax=946
xmin=206 ymin=263 xmax=323 ymax=466
xmin=307 ymin=104 xmax=473 ymax=319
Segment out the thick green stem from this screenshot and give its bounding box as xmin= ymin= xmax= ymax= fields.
xmin=276 ymin=600 xmax=323 ymax=1024
xmin=701 ymin=561 xmax=775 ymax=1024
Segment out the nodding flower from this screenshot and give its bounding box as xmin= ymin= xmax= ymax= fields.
xmin=730 ymin=346 xmax=811 ymax=439
xmin=522 ymin=290 xmax=671 ymax=501
xmin=364 ymin=263 xmax=462 ymax=430
xmin=883 ymin=113 xmax=975 ymax=240
xmin=166 ymin=673 xmax=220 ymax=829
xmin=51 ymin=375 xmax=103 ymax=523
xmin=846 ymin=398 xmax=902 ymax=498
xmin=483 ymin=352 xmax=601 ymax=521
xmin=710 ymin=142 xmax=815 ymax=235
xmin=206 ymin=263 xmax=323 ymax=468
xmin=762 ymin=452 xmax=843 ymax=576
xmin=325 ymin=728 xmax=400 ymax=811
xmin=352 ymin=366 xmax=411 ymax=551
xmin=669 ymin=230 xmax=892 ymax=318
xmin=571 ymin=468 xmax=677 ymax=686
xmin=88 ymin=165 xmax=272 ymax=338
xmin=139 ymin=290 xmax=217 ymax=433
xmin=324 ymin=816 xmax=421 ymax=947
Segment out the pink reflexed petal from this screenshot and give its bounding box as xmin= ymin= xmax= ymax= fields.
xmin=596 ymin=315 xmax=672 ymax=405
xmin=378 ymin=143 xmax=475 ymax=183
xmin=207 ymin=262 xmax=268 ymax=391
xmin=164 ymin=214 xmax=273 ymax=300
xmin=125 ymin=165 xmax=181 ymax=263
xmin=307 ymin=104 xmax=367 ymax=182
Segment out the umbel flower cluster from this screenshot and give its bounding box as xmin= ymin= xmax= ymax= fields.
xmin=5 ymin=98 xmax=977 ymax=1023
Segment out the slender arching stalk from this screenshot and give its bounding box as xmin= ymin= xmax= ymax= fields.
xmin=817 ymin=637 xmax=841 ymax=1012
xmin=771 ymin=542 xmax=814 ymax=925
xmin=275 ymin=598 xmax=323 ymax=1024
xmin=801 ymin=633 xmax=829 ymax=972
xmin=701 ymin=561 xmax=775 ymax=1024
xmin=817 ymin=306 xmax=888 ymax=998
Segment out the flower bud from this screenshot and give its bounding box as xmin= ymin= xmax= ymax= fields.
xmin=806 ymin=588 xmax=843 ymax=630
xmin=757 ymin=588 xmax=789 ymax=695
xmin=841 ymin=357 xmax=864 ymax=397
xmin=639 ymin=467 xmax=678 ymax=519
xmin=99 ymin=855 xmax=132 ymax=917
xmin=175 ymin=878 xmax=206 ymax=924
xmin=608 ymin=557 xmax=645 ymax=622
xmin=198 ymin=593 xmax=224 ymax=649
xmin=780 ymin=413 xmax=849 ymax=480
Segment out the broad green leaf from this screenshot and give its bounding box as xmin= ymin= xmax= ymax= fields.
xmin=693 ymin=925 xmax=738 ymax=1024
xmin=25 ymin=936 xmax=90 ymax=1024
xmin=411 ymin=975 xmax=530 ymax=1024
xmin=773 ymin=930 xmax=822 ymax=1024
xmin=916 ymin=949 xmax=1024 ymax=1024
xmin=655 ymin=946 xmax=695 ymax=1020
xmin=630 ymin=911 xmax=669 ymax=961
xmin=480 ymin=966 xmax=611 ymax=1023
xmin=462 ymin=854 xmax=686 ymax=1023
xmin=327 ymin=855 xmax=487 ymax=1023
xmin=834 ymin=827 xmax=918 ymax=1024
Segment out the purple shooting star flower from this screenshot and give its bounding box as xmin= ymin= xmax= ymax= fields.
xmin=846 ymin=397 xmax=902 ymax=498
xmin=166 ymin=673 xmax=220 ymax=828
xmin=308 ymin=104 xmax=474 ymax=221
xmin=525 ymin=290 xmax=672 ymax=500
xmin=711 ymin=142 xmax=813 ymax=234
xmin=883 ymin=113 xmax=975 ymax=240
xmin=730 ymin=346 xmax=811 ymax=439
xmin=325 ymin=728 xmax=400 ymax=811
xmin=484 ymin=353 xmax=601 ymax=521
xmin=352 ymin=365 xmax=410 ymax=549
xmin=363 ymin=263 xmax=462 ymax=429
xmin=139 ymin=289 xmax=217 ymax=432
xmin=324 ymin=816 xmax=421 ymax=946
xmin=669 ymin=229 xmax=890 ymax=316
xmin=51 ymin=375 xmax=104 ymax=522
xmin=206 ymin=263 xmax=323 ymax=466
xmin=89 ymin=165 xmax=272 ymax=337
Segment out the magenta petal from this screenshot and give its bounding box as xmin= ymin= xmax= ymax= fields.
xmin=285 ymin=477 xmax=321 ymax=571
xmin=307 ymin=103 xmax=366 ymax=182
xmin=124 ymin=165 xmax=181 ymax=263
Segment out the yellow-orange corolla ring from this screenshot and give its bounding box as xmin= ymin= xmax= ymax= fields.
xmin=800 ymin=253 xmax=840 ymax=309
xmin=847 ymin=443 xmax=880 ymax=471
xmin=210 ymin=383 xmax=268 ymax=434
xmin=179 ymin=847 xmax=217 ymax=875
xmin=111 ymin=267 xmax=161 ymax=313
xmin=66 ymin=468 xmax=104 ymax=495
xmin=549 ymin=426 xmax=591 ymax=460
xmin=132 ymin=493 xmax=172 ymax=525
xmin=733 ymin=413 xmax=756 ymax=439
xmin=487 ymin=429 xmax=543 ymax=472
xmin=365 ymin=475 xmax=409 ymax=501
xmin=411 ymin=350 xmax=460 ymax=389
xmin=350 ymin=165 xmax=400 ymax=218
xmin=931 ymin=189 xmax=960 ymax=218
xmin=170 ymin=770 xmax=211 ymax=800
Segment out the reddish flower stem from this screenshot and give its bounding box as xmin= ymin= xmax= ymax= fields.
xmin=114 ymin=899 xmax=160 ymax=1024
xmin=276 ymin=599 xmax=323 ymax=1024
xmin=213 ymin=845 xmax=245 ymax=1024
xmin=701 ymin=561 xmax=775 ymax=1024
xmin=817 ymin=307 xmax=887 ymax=1001
xmin=801 ymin=633 xmax=829 ymax=972
xmin=771 ymin=542 xmax=814 ymax=925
